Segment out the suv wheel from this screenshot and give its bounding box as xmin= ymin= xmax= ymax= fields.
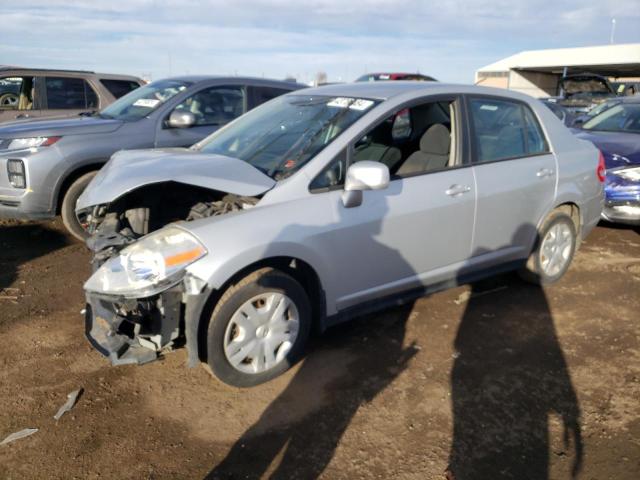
xmin=519 ymin=212 xmax=577 ymax=285
xmin=207 ymin=268 xmax=311 ymax=387
xmin=61 ymin=171 xmax=97 ymax=241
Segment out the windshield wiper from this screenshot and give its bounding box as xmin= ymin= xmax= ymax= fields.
xmin=78 ymin=110 xmax=98 ymax=117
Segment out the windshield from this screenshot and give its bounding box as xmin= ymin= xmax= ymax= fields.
xmin=195 ymin=94 xmax=379 ymax=179
xmin=100 ymin=79 xmax=191 ymax=121
xmin=587 ymin=99 xmax=620 ymax=117
xmin=583 ymin=104 xmax=640 ymax=133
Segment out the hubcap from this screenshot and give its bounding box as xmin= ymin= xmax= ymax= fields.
xmin=539 ymin=222 xmax=573 ymax=277
xmin=223 ymin=292 xmax=299 ymax=374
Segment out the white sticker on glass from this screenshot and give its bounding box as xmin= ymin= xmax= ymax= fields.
xmin=133 ymin=98 xmax=161 ymax=108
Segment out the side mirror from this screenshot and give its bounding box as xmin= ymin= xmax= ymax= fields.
xmin=341 ymin=161 xmax=390 ymax=208
xmin=168 ymin=110 xmax=195 ymax=128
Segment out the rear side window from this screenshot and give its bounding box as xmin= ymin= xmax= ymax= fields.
xmin=45 ymin=77 xmax=98 ymax=109
xmin=252 ymin=86 xmax=291 ymax=106
xmin=100 ymin=79 xmax=140 ymax=98
xmin=469 ymin=98 xmax=549 ymax=163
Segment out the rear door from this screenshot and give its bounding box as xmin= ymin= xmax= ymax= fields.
xmin=155 ymin=85 xmax=246 ymax=148
xmin=247 ymin=85 xmax=294 ymax=109
xmin=467 ymin=95 xmax=557 ymax=263
xmin=42 ymin=76 xmax=99 ymax=118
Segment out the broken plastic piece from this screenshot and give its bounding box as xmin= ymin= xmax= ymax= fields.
xmin=1 ymin=428 xmax=38 ymax=445
xmin=53 ymin=388 xmax=83 ymax=421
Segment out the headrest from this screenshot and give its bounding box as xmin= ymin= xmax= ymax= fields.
xmin=419 ymin=123 xmax=450 ymax=155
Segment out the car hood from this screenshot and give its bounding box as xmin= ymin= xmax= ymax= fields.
xmin=0 ymin=115 xmax=124 ymax=138
xmin=76 ymin=148 xmax=276 ymax=210
xmin=573 ymin=129 xmax=640 ymax=168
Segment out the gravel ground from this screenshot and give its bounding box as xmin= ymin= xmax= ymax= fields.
xmin=0 ymin=218 xmax=638 ymax=479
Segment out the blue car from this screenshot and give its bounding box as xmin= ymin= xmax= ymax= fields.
xmin=574 ymin=97 xmax=640 ymax=225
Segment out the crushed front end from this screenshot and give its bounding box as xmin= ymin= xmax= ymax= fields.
xmin=83 ymin=222 xmax=211 ymax=367
xmin=85 ymin=287 xmax=183 ymax=366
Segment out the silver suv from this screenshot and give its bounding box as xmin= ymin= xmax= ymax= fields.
xmin=0 ymin=76 xmax=303 ymax=239
xmin=79 ymin=82 xmax=604 ymax=387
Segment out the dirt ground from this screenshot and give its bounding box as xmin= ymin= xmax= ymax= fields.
xmin=0 ymin=218 xmax=638 ymax=480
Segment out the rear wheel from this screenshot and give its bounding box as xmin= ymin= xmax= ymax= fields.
xmin=61 ymin=171 xmax=97 ymax=241
xmin=519 ymin=212 xmax=577 ymax=285
xmin=207 ymin=268 xmax=311 ymax=387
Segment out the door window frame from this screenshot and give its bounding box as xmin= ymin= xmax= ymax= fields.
xmin=162 ymin=84 xmax=247 ymax=128
xmin=464 ymin=94 xmax=551 ymax=166
xmin=41 ymin=76 xmax=99 ymax=110
xmin=309 ymin=94 xmax=469 ymax=193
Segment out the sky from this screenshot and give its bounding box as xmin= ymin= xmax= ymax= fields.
xmin=1 ymin=0 xmax=639 ymax=85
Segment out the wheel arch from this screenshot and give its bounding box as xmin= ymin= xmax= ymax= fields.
xmin=193 ymin=255 xmax=326 ymax=364
xmin=54 ymin=161 xmax=106 ymax=214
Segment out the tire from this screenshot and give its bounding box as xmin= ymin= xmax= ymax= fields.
xmin=207 ymin=267 xmax=311 ymax=387
xmin=61 ymin=171 xmax=97 ymax=241
xmin=519 ymin=212 xmax=577 ymax=285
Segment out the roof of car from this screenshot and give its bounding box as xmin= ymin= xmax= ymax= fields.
xmin=0 ymin=66 xmax=143 ymax=82
xmin=160 ymin=75 xmax=306 ymax=89
xmin=295 ymin=81 xmax=532 ymax=102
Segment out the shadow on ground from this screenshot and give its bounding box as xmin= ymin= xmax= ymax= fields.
xmin=0 ymin=221 xmax=71 ymax=291
xmin=446 ymin=275 xmax=583 ymax=480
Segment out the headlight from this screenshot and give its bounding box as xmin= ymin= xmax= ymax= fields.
xmin=611 ymin=166 xmax=640 ymax=182
xmin=84 ymin=226 xmax=207 ymax=298
xmin=7 ymin=136 xmax=61 ymax=150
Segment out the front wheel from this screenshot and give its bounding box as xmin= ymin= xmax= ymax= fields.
xmin=207 ymin=268 xmax=311 ymax=387
xmin=61 ymin=171 xmax=97 ymax=241
xmin=519 ymin=212 xmax=577 ymax=285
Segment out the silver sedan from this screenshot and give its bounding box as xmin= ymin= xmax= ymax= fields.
xmin=79 ymin=81 xmax=604 ymax=386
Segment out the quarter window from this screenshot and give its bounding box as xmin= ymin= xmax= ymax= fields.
xmin=469 ymin=98 xmax=548 ymax=163
xmin=172 ymin=86 xmax=245 ymax=126
xmin=45 ymin=77 xmax=98 ymax=109
xmin=100 ymin=79 xmax=141 ymax=99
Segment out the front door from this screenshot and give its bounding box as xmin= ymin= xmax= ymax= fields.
xmin=315 ymin=97 xmax=476 ymax=310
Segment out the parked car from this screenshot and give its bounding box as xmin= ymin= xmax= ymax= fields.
xmin=77 ymin=82 xmax=603 ymax=387
xmin=573 ymin=96 xmax=640 ymax=225
xmin=356 ymin=72 xmax=437 ymax=82
xmin=0 ymin=67 xmax=143 ymax=123
xmin=0 ymin=76 xmax=304 ymax=239
xmin=539 ymin=98 xmax=576 ymax=126
xmin=612 ymin=81 xmax=640 ymax=97
xmin=571 ymin=98 xmax=623 ymax=127
xmin=548 ymin=73 xmax=618 ymax=115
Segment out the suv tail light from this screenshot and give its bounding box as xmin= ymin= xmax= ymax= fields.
xmin=7 ymin=159 xmax=26 ymax=189
xmin=597 ymin=151 xmax=606 ymax=183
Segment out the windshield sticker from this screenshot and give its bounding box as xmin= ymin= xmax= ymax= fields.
xmin=133 ymin=98 xmax=161 ymax=108
xmin=327 ymin=97 xmax=375 ymax=111
xmin=480 ymin=104 xmax=498 ymax=111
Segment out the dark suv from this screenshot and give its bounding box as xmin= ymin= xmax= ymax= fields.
xmin=0 ymin=67 xmax=144 ymax=123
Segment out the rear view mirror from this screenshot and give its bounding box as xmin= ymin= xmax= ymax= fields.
xmin=168 ymin=110 xmax=195 ymax=128
xmin=342 ymin=161 xmax=390 ymax=208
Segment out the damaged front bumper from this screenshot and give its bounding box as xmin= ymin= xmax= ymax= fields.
xmin=85 ymin=278 xmax=211 ymax=367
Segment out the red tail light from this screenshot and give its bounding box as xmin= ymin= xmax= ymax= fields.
xmin=42 ymin=136 xmax=61 ymax=147
xmin=597 ymin=150 xmax=606 ymax=183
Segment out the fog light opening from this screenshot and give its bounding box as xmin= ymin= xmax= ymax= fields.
xmin=7 ymin=159 xmax=26 ymax=189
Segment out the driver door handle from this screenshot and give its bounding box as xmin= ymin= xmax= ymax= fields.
xmin=446 ymin=184 xmax=471 ymax=197
xmin=536 ymin=168 xmax=554 ymax=178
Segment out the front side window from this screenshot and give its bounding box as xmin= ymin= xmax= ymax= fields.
xmin=196 ymin=95 xmax=378 ymax=180
xmin=45 ymin=77 xmax=98 ymax=109
xmin=100 ymin=79 xmax=191 ymax=121
xmin=311 ymin=99 xmax=458 ymax=190
xmin=469 ymin=98 xmax=548 ymax=163
xmin=172 ymin=86 xmax=244 ymax=126
xmin=582 ymin=104 xmax=640 ymax=133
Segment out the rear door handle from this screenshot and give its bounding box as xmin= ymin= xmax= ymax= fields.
xmin=446 ymin=184 xmax=471 ymax=196
xmin=536 ymin=168 xmax=554 ymax=178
